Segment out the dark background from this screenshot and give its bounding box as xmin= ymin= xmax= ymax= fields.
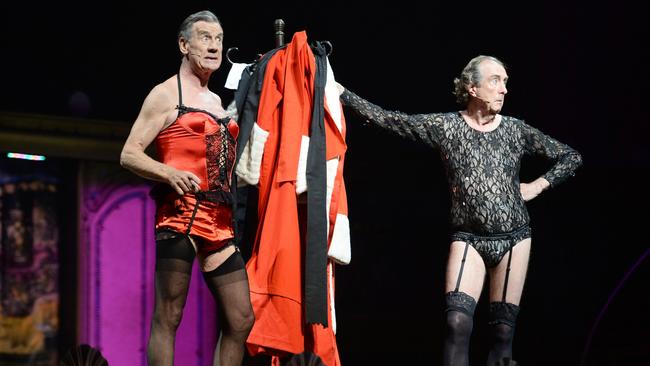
xmin=1 ymin=1 xmax=648 ymax=365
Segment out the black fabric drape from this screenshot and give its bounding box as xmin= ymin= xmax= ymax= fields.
xmin=304 ymin=41 xmax=329 ymax=326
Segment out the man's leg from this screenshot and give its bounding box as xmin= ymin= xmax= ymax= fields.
xmin=201 ymin=246 xmax=254 ymax=366
xmin=443 ymin=241 xmax=486 ymax=366
xmin=148 ymin=232 xmax=196 ymax=366
xmin=486 ymin=238 xmax=531 ymax=366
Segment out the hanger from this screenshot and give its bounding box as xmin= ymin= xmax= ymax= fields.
xmin=226 ymin=19 xmax=331 ymax=64
xmin=226 ymin=18 xmax=286 ymax=65
xmin=322 ymin=40 xmax=333 ymax=56
xmin=226 ymin=47 xmax=241 ymax=64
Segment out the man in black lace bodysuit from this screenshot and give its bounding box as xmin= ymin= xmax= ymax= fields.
xmin=337 ymin=55 xmax=582 ymax=366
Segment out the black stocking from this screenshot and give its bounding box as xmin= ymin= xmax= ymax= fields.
xmin=443 ymin=291 xmax=476 ymax=366
xmin=203 ymin=250 xmax=254 ymax=366
xmin=148 ymin=231 xmax=196 ymax=366
xmin=487 ymin=301 xmax=520 ymax=366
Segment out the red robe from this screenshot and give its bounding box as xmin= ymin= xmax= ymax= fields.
xmin=243 ymin=31 xmax=348 ymax=366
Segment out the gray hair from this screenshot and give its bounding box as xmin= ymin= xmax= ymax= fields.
xmin=178 ymin=10 xmax=221 ymax=41
xmin=452 ymin=55 xmax=506 ymax=105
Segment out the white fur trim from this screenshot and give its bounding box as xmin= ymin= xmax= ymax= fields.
xmin=295 ymin=135 xmax=310 ymax=194
xmin=296 ymin=139 xmax=339 ymax=197
xmin=324 ymin=58 xmax=343 ymax=133
xmin=328 ymin=213 xmax=351 ymax=265
xmin=235 ymin=122 xmax=269 ymax=185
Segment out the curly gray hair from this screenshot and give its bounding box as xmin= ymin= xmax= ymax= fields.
xmin=453 ymin=55 xmax=506 ymax=105
xmin=178 ymin=10 xmax=220 ymax=41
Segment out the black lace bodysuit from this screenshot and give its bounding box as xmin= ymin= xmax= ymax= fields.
xmin=341 ymin=89 xmax=582 ymax=266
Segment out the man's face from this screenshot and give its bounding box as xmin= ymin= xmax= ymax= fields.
xmin=471 ymin=60 xmax=508 ymax=114
xmin=183 ymin=21 xmax=224 ymax=72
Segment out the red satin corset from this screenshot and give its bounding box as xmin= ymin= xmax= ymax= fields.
xmin=153 ymin=109 xmax=239 ymax=254
xmin=155 ymin=110 xmax=239 ymax=191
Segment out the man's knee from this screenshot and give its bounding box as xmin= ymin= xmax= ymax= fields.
xmin=153 ymin=303 xmax=185 ymax=330
xmin=233 ymin=305 xmax=255 ymax=333
xmin=445 ymin=291 xmax=476 ymax=338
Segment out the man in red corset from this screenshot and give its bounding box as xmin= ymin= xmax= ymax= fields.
xmin=120 ymin=10 xmax=253 ymax=366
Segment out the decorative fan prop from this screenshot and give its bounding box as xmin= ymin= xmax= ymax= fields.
xmin=59 ymin=344 xmax=108 ymax=366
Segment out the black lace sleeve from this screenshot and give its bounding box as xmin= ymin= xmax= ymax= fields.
xmin=340 ymin=89 xmax=444 ymax=148
xmin=519 ymin=120 xmax=583 ymax=187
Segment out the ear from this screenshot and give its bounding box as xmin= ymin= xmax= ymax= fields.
xmin=178 ymin=37 xmax=189 ymax=55
xmin=468 ymin=85 xmax=478 ymax=97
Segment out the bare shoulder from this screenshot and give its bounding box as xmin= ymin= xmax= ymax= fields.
xmin=132 ymin=76 xmax=180 ymax=130
xmin=209 ymin=90 xmax=223 ymax=107
xmin=209 ymin=88 xmax=222 ymax=101
xmin=145 ymin=77 xmax=178 ymax=107
xmin=207 ymin=90 xmax=227 ymax=118
xmin=143 ymin=77 xmax=179 ymax=118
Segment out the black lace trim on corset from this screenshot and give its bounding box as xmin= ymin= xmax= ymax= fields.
xmin=173 ymin=104 xmax=237 ymax=192
xmin=176 ymin=105 xmax=231 ymax=127
xmin=206 ymin=123 xmax=236 ymax=192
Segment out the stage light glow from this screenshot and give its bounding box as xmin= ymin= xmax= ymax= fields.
xmin=6 ymin=152 xmax=46 ymax=161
